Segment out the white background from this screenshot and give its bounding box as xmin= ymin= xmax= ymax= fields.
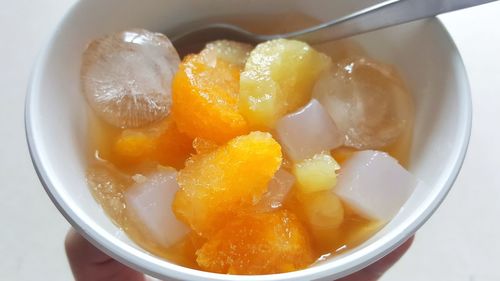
xmin=1 ymin=1 xmax=499 ymax=280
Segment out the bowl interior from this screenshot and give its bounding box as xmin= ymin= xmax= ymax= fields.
xmin=26 ymin=0 xmax=471 ymax=280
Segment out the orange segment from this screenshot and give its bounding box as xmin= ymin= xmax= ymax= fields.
xmin=172 ymin=54 xmax=249 ymax=143
xmin=112 ymin=117 xmax=193 ymax=170
xmin=172 ymin=131 xmax=282 ymax=238
xmin=154 ymin=119 xmax=195 ymax=169
xmin=196 ymin=210 xmax=314 ymax=274
xmin=114 ymin=131 xmax=155 ymax=160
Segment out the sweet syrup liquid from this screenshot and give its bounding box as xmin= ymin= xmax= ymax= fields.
xmin=85 ymin=12 xmax=413 ymax=272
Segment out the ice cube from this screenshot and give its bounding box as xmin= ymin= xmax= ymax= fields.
xmin=125 ymin=167 xmax=189 ymax=247
xmin=81 ymin=29 xmax=180 ymax=128
xmin=255 ymin=168 xmax=295 ymax=211
xmin=312 ymin=57 xmax=413 ymax=149
xmin=334 ymin=150 xmax=418 ymax=221
xmin=276 ymin=99 xmax=343 ymax=162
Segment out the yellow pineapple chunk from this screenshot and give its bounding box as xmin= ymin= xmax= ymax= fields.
xmin=172 ymin=53 xmax=248 ymax=144
xmin=239 ymin=39 xmax=331 ymax=129
xmin=297 ymin=190 xmax=344 ymax=230
xmin=293 ymin=152 xmax=340 ymax=194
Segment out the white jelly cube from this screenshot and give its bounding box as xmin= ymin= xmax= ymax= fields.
xmin=334 ymin=150 xmax=418 ymax=221
xmin=276 ymin=99 xmax=343 ymax=162
xmin=125 ymin=168 xmax=189 ymax=247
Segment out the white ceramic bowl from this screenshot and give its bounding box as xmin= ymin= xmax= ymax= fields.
xmin=25 ymin=0 xmax=471 ymax=280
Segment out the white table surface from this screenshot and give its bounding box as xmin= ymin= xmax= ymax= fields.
xmin=1 ymin=1 xmax=499 ymax=280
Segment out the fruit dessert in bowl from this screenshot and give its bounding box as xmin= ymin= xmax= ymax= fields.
xmin=25 ymin=0 xmax=471 ymax=280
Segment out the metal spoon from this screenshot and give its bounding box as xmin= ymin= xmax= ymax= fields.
xmin=171 ymin=0 xmax=496 ymax=55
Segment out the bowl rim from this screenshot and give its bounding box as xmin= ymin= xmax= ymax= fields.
xmin=24 ymin=1 xmax=472 ymax=280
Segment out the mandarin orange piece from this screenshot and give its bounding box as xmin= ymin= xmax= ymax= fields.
xmin=112 ymin=117 xmax=193 ymax=169
xmin=172 ymin=131 xmax=282 ymax=238
xmin=196 ymin=210 xmax=314 ymax=274
xmin=172 ymin=53 xmax=249 ymax=144
xmin=154 ymin=119 xmax=195 ymax=169
xmin=114 ymin=131 xmax=156 ymax=160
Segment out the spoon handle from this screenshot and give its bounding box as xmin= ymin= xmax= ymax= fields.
xmin=280 ymin=0 xmax=497 ymax=44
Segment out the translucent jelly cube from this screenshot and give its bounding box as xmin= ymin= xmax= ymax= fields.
xmin=125 ymin=167 xmax=189 ymax=247
xmin=276 ymin=99 xmax=343 ymax=162
xmin=334 ymin=150 xmax=418 ymax=221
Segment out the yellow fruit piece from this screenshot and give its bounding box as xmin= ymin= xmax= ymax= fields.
xmin=114 ymin=131 xmax=155 ymax=159
xmin=293 ymin=152 xmax=340 ymax=193
xmin=112 ymin=117 xmax=193 ymax=170
xmin=196 ymin=210 xmax=314 ymax=274
xmin=172 ymin=53 xmax=248 ymax=144
xmin=199 ymin=40 xmax=253 ymax=66
xmin=297 ymin=190 xmax=344 ymax=230
xmin=342 ymin=220 xmax=383 ymax=247
xmin=239 ymin=39 xmax=331 ymax=129
xmin=173 ymin=131 xmax=282 ymax=237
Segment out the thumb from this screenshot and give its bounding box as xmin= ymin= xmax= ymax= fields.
xmin=65 ymin=228 xmax=145 ymax=281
